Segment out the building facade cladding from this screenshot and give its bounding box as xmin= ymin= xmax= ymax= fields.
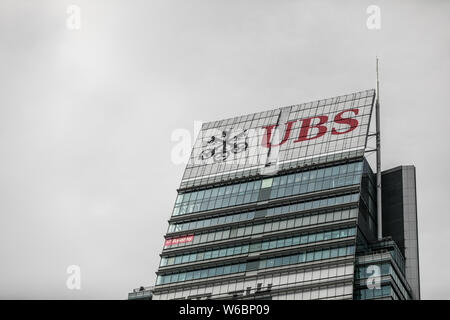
xmin=152 ymin=90 xmax=378 ymax=300
xmin=352 ymin=163 xmax=421 ymax=300
xmin=381 ymin=166 xmax=421 ymax=300
xmin=154 ymin=161 xmax=362 ymax=300
xmin=353 ymin=238 xmax=413 ymax=300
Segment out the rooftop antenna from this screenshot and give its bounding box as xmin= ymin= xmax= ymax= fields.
xmin=376 ymin=57 xmax=382 ymax=240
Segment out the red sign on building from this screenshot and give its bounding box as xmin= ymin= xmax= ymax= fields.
xmin=165 ymin=234 xmax=194 ymax=247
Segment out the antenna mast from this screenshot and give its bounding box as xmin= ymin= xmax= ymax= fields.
xmin=376 ymin=57 xmax=382 ymax=240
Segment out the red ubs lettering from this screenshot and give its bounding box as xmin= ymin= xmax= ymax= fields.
xmin=262 ymin=108 xmax=359 ymax=148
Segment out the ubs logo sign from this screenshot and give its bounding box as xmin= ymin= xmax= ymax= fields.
xmin=198 ymin=108 xmax=360 ymax=163
xmin=262 ymin=108 xmax=359 ymax=147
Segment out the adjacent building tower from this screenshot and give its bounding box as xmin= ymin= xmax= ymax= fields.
xmin=129 ymin=89 xmax=420 ymax=300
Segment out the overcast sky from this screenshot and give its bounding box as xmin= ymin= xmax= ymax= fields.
xmin=0 ymin=0 xmax=449 ymax=299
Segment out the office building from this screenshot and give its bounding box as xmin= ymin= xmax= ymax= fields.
xmin=133 ymin=89 xmax=420 ymax=300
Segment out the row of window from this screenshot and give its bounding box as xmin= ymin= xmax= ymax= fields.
xmin=161 ymin=227 xmax=356 ymax=267
xmin=153 ymin=261 xmax=355 ymax=300
xmin=169 ymin=210 xmax=255 ymax=234
xmin=267 ymin=193 xmax=359 ymax=216
xmin=258 ymin=246 xmax=355 ymax=270
xmin=268 ymin=173 xmax=361 ymax=200
xmin=354 ymin=285 xmax=392 ymax=300
xmin=176 ymin=180 xmax=261 ymax=204
xmin=164 ymin=208 xmax=358 ymax=249
xmin=272 ymin=284 xmax=354 ymax=300
xmin=168 ymin=193 xmax=359 ymax=234
xmin=156 ymin=245 xmax=355 ymax=285
xmin=266 ymin=162 xmax=363 ymax=188
xmin=173 ymin=162 xmax=363 ymax=216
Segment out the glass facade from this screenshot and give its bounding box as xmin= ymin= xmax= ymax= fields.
xmin=165 ymin=207 xmax=358 ymax=249
xmin=161 ymin=227 xmax=356 ymax=267
xmin=168 ymin=193 xmax=360 ymax=234
xmin=156 ymin=162 xmax=362 ymax=299
xmin=142 ymin=89 xmax=420 ymax=301
xmin=173 ymin=162 xmax=363 ymax=217
xmin=157 ymin=245 xmax=355 ymax=285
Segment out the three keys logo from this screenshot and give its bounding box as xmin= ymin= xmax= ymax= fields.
xmin=199 ymin=129 xmax=249 ymax=162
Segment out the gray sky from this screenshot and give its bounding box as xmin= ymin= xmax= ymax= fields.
xmin=0 ymin=0 xmax=449 ymax=299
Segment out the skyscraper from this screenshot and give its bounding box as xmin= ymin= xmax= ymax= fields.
xmin=131 ymin=89 xmax=420 ymax=300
